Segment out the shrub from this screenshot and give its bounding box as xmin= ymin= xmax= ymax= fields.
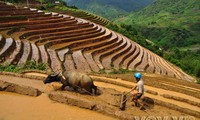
xmin=4 ymin=0 xmax=22 ymax=3
xmin=194 ymin=64 xmax=200 ymax=78
xmin=37 ymin=5 xmax=46 ymax=10
xmin=197 ymin=79 xmax=200 ymax=84
xmin=0 ymin=61 xmax=47 ymax=73
xmin=24 ymin=60 xmax=47 ymax=70
xmin=0 ymin=64 xmax=22 ymax=73
xmin=98 ymin=69 xmax=106 ymax=74
xmin=68 ymin=5 xmax=78 ymax=9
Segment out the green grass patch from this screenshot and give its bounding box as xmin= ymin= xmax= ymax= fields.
xmin=0 ymin=61 xmax=47 ymax=73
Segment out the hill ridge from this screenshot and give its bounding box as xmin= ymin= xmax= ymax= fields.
xmin=64 ymin=0 xmax=154 ymax=20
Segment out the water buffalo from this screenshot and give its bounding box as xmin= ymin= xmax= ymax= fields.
xmin=43 ymin=71 xmax=97 ymax=95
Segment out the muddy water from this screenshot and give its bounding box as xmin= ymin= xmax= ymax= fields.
xmin=0 ymin=92 xmax=118 ymax=120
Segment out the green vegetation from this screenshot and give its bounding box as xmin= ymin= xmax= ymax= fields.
xmin=0 ymin=61 xmax=47 ymax=73
xmin=3 ymin=0 xmax=21 ymax=3
xmin=114 ymin=0 xmax=200 ymax=79
xmin=78 ymin=1 xmax=127 ymax=20
xmin=164 ymin=48 xmax=200 ymax=77
xmin=64 ymin=0 xmax=153 ymax=20
xmin=23 ymin=61 xmax=47 ymax=70
xmin=7 ymin=0 xmax=63 ymax=4
xmin=43 ymin=3 xmax=109 ymax=26
xmin=115 ymin=0 xmax=200 ymax=49
xmin=197 ymin=79 xmax=200 ymax=84
xmin=3 ymin=0 xmax=109 ymax=25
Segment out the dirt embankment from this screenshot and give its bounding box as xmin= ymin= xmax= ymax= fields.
xmin=91 ymin=73 xmax=200 ymax=99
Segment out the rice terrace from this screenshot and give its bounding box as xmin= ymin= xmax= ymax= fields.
xmin=0 ymin=0 xmax=199 ymax=120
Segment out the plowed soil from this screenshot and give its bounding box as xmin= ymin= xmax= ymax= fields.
xmin=0 ymin=72 xmax=199 ymax=120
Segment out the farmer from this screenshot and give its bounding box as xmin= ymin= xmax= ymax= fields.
xmin=131 ymin=72 xmax=144 ymax=110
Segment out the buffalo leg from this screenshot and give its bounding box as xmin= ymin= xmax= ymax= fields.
xmin=61 ymin=84 xmax=67 ymax=90
xmin=92 ymin=85 xmax=97 ymax=95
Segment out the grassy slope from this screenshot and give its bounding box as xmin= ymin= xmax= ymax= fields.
xmin=115 ymin=0 xmax=200 ymax=47
xmin=83 ymin=1 xmax=128 ymax=20
xmin=119 ymin=0 xmax=199 ymax=25
xmin=64 ymin=0 xmax=153 ymax=20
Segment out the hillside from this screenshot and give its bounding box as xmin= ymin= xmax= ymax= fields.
xmin=0 ymin=2 xmax=194 ymax=82
xmin=115 ymin=0 xmax=199 ymax=47
xmin=115 ymin=0 xmax=200 ymax=78
xmin=64 ymin=0 xmax=153 ymax=20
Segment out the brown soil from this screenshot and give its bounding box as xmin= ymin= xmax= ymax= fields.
xmin=0 ymin=72 xmax=200 ymax=119
xmin=91 ymin=73 xmax=200 ymax=99
xmin=24 ymin=72 xmax=48 ymax=77
xmin=94 ymin=81 xmax=200 ymax=111
xmin=0 ymin=92 xmax=117 ymax=120
xmin=92 ymin=76 xmax=200 ymax=102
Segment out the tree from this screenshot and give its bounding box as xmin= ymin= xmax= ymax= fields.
xmin=37 ymin=0 xmax=47 ymax=5
xmin=194 ymin=64 xmax=200 ymax=78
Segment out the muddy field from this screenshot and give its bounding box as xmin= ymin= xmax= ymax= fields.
xmin=0 ymin=72 xmax=200 ymax=120
xmin=0 ymin=92 xmax=117 ymax=120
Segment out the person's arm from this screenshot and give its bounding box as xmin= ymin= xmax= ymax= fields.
xmin=131 ymin=85 xmax=137 ymax=91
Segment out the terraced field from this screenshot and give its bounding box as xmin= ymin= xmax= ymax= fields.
xmin=53 ymin=8 xmax=110 ymax=26
xmin=0 ymin=3 xmax=194 ymax=82
xmin=0 ymin=72 xmax=199 ymax=119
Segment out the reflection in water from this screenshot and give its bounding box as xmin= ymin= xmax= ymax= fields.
xmin=0 ymin=92 xmax=117 ymax=120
